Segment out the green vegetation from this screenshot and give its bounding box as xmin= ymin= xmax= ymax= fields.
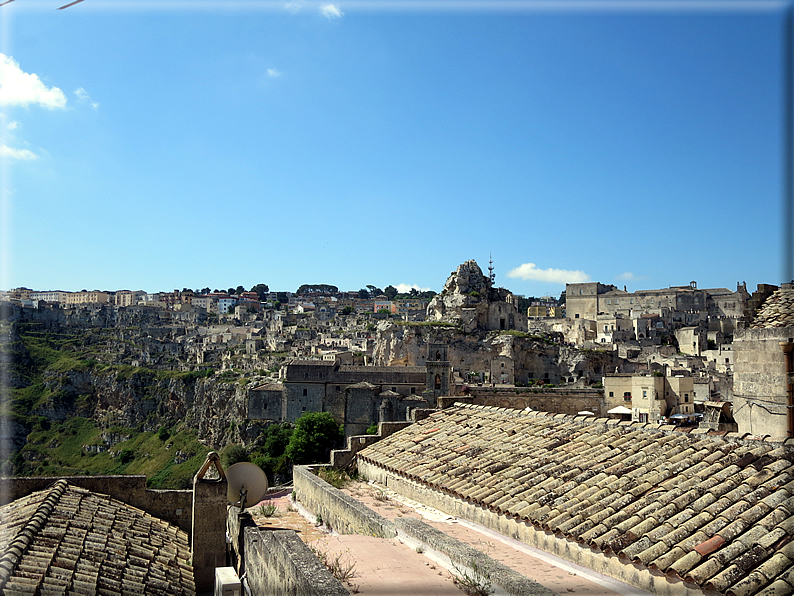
xmin=16 ymin=416 xmax=208 ymax=489
xmin=315 ymin=466 xmax=357 ymax=489
xmin=452 ymin=561 xmax=494 ymax=596
xmin=221 ymin=444 xmax=250 ymax=468
xmin=249 ymin=422 xmax=294 ymax=485
xmin=285 ymin=412 xmax=344 ymax=465
xmin=365 ymin=423 xmax=379 ymax=435
xmin=499 ymin=330 xmax=528 ymax=337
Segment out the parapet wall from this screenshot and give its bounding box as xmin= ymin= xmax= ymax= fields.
xmin=0 ymin=475 xmax=193 ymax=534
xmin=293 ymin=464 xmax=554 ymax=596
xmin=293 ymin=465 xmax=396 ymax=538
xmin=227 ymin=508 xmax=348 ymax=596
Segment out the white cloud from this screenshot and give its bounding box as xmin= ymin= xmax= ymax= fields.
xmin=74 ymin=87 xmax=99 ymax=109
xmin=1 ymin=145 xmax=37 ymax=160
xmin=395 ymin=283 xmax=431 ymax=294
xmin=0 ymin=54 xmax=66 ymax=109
xmin=284 ymin=0 xmax=304 ymax=12
xmin=616 ymin=272 xmax=643 ymax=281
xmin=320 ymin=3 xmax=343 ymax=18
xmin=266 ymin=68 xmax=282 ymax=78
xmin=506 ymin=263 xmax=591 ymax=284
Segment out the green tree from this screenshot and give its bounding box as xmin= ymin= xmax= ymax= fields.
xmin=262 ymin=422 xmax=293 ymax=457
xmin=222 ymin=444 xmax=249 ymax=468
xmin=250 ymin=283 xmax=270 ymax=300
xmin=235 ymin=285 xmax=246 ymax=295
xmin=285 ymin=412 xmax=344 ymax=465
xmin=341 ymin=306 xmax=354 ymax=315
xmin=358 ymin=289 xmax=369 ymax=300
xmin=384 ymin=285 xmax=398 ymax=300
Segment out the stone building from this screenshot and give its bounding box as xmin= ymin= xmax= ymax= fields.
xmin=603 ymin=372 xmax=695 ymax=423
xmin=566 ymin=280 xmax=750 ymax=336
xmin=247 ymin=358 xmax=433 ymax=435
xmin=733 ymin=283 xmax=794 ymax=438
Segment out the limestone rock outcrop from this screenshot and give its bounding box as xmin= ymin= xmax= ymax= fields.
xmin=426 ymin=260 xmax=526 ymax=333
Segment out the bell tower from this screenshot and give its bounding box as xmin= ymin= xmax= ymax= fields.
xmin=425 ymin=342 xmax=451 ymax=403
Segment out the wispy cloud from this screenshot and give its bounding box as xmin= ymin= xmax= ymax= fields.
xmin=395 ymin=283 xmax=430 ymax=294
xmin=320 ymin=3 xmax=343 ymax=18
xmin=616 ymin=272 xmax=643 ymax=281
xmin=6 ymin=120 xmax=17 ymax=130
xmin=74 ymin=87 xmax=99 ymax=110
xmin=284 ymin=0 xmax=304 ymax=13
xmin=266 ymin=68 xmax=282 ymax=78
xmin=507 ymin=263 xmax=590 ymax=284
xmin=1 ymin=145 xmax=37 ymax=160
xmin=0 ymin=54 xmax=66 ymax=109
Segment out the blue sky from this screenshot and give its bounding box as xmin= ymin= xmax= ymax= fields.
xmin=0 ymin=0 xmax=787 ymax=298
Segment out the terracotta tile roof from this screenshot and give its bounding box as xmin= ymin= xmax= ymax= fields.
xmin=357 ymin=403 xmax=794 ymax=596
xmin=0 ymin=480 xmax=195 ymax=595
xmin=751 ymin=287 xmax=794 ymax=328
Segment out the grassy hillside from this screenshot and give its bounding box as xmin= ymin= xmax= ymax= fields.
xmin=16 ymin=418 xmax=209 ymax=489
xmin=6 ymin=323 xmax=215 ymax=488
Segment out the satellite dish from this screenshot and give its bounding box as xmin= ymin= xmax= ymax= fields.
xmin=225 ymin=462 xmax=268 ymax=510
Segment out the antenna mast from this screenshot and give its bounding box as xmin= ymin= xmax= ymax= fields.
xmin=488 ymin=254 xmax=495 ymax=284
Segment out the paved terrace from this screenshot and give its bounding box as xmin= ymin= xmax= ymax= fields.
xmin=251 ymin=485 xmax=648 ymax=595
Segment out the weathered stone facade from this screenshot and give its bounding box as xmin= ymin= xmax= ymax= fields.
xmin=247 ymin=360 xmax=430 ymax=435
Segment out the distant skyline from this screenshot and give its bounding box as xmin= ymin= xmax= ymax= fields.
xmin=0 ymin=0 xmax=788 ymax=298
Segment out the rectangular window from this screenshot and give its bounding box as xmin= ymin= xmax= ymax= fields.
xmin=684 ymin=394 xmax=689 ymax=402
xmin=643 ymin=390 xmax=647 ymax=397
xmin=624 ymin=392 xmax=632 ymax=402
xmin=303 ymin=388 xmax=307 ymax=396
xmin=609 ymin=391 xmax=614 ymax=397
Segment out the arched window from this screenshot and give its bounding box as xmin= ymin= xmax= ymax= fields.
xmin=435 ymin=350 xmax=441 ymax=361
xmin=435 ymin=374 xmax=441 ymax=390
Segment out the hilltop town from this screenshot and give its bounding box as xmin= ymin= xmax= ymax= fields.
xmin=4 ymin=260 xmax=794 ymax=596
xmin=2 ymin=259 xmax=787 ymax=468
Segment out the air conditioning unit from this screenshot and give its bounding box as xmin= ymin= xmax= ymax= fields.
xmin=215 ymin=567 xmax=241 ymax=596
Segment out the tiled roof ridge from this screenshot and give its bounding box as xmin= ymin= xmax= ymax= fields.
xmin=0 ymin=478 xmax=68 ymax=591
xmin=451 ymin=402 xmax=792 ymax=447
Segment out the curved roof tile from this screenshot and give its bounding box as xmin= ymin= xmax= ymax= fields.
xmin=356 ymin=403 xmax=794 ymax=596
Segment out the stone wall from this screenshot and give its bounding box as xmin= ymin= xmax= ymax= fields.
xmin=293 ymin=464 xmax=555 ymax=596
xmin=0 ymin=474 xmax=193 ymax=533
xmin=329 ymin=421 xmax=414 ymax=468
xmin=191 ymin=477 xmax=228 ymax=593
xmin=293 ymin=465 xmax=396 ymax=538
xmin=465 ymin=387 xmax=605 ymax=416
xmin=733 ymin=327 xmax=794 ymax=438
xmin=227 ymin=508 xmax=348 ymax=596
